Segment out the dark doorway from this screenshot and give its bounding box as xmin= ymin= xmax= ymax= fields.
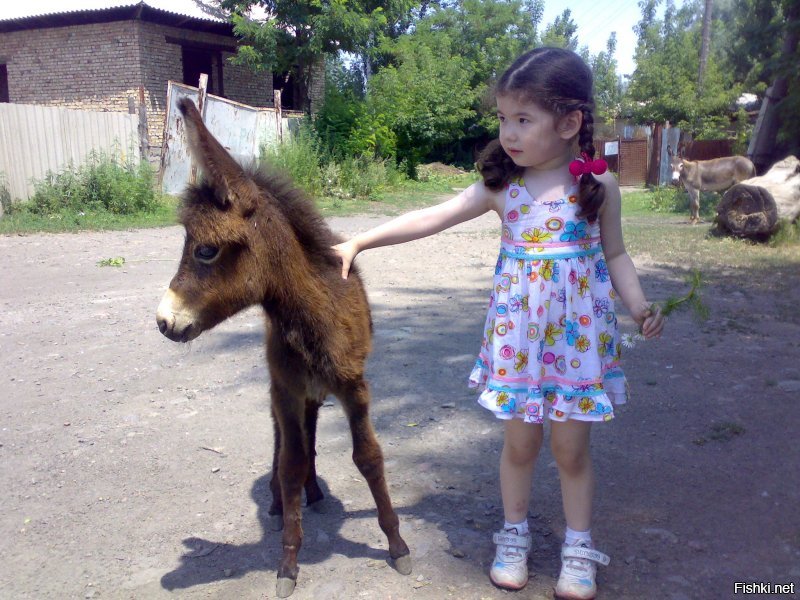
xmin=182 ymin=47 xmax=220 ymax=95
xmin=273 ymin=71 xmax=297 ymax=109
xmin=0 ymin=64 xmax=9 ymax=103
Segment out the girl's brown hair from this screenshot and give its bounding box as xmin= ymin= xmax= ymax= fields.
xmin=477 ymin=47 xmax=605 ymax=222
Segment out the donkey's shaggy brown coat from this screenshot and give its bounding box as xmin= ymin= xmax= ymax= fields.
xmin=156 ymin=99 xmax=411 ymax=597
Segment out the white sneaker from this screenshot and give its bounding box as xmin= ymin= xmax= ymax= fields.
xmin=554 ymin=542 xmax=610 ymax=599
xmin=489 ymin=528 xmax=532 ymax=590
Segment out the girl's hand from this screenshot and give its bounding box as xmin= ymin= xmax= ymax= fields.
xmin=634 ymin=301 xmax=665 ymax=339
xmin=332 ymin=240 xmax=359 ymax=279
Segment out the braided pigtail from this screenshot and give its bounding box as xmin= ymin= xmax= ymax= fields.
xmin=575 ymin=106 xmax=605 ymax=223
xmin=477 ymin=139 xmax=523 ymax=191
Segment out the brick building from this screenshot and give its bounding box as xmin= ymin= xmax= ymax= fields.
xmin=0 ymin=2 xmax=323 ymax=161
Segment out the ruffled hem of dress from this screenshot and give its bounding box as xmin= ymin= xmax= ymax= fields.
xmin=468 ymin=362 xmax=627 ymax=424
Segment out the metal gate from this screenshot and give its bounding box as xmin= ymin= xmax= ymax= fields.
xmin=159 ymin=81 xmax=302 ymax=195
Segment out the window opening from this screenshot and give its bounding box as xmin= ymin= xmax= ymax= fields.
xmin=0 ymin=64 xmax=9 ymax=103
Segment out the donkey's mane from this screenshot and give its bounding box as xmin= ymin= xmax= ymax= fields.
xmin=251 ymin=167 xmax=343 ymax=267
xmin=181 ymin=165 xmax=347 ymax=275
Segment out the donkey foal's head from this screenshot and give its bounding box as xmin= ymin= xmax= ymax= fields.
xmin=156 ymin=99 xmax=273 ymax=342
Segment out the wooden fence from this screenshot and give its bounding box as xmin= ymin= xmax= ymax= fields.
xmin=0 ymin=103 xmax=141 ymax=201
xmin=596 ymin=138 xmax=650 ymax=187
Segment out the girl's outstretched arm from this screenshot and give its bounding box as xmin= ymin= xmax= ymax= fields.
xmin=334 ymin=181 xmax=499 ymax=279
xmin=598 ymin=174 xmax=665 ymax=339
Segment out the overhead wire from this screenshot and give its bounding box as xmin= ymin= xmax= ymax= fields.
xmin=576 ymin=0 xmax=640 ymax=46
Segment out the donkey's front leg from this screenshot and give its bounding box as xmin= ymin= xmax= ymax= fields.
xmin=688 ymin=186 xmax=701 ymax=224
xmin=340 ymin=379 xmax=411 ymax=575
xmin=271 ymin=384 xmax=309 ymax=598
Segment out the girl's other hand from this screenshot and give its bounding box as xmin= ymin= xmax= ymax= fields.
xmin=635 ymin=301 xmax=665 ymax=339
xmin=332 ymin=240 xmax=359 ymax=279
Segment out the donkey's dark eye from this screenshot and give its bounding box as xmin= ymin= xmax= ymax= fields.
xmin=194 ymin=245 xmax=219 ymax=262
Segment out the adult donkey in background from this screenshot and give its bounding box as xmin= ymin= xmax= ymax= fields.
xmin=668 ymin=145 xmax=756 ymax=223
xmin=156 ymin=99 xmax=411 ymax=598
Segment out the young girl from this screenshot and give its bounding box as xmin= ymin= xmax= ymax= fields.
xmin=333 ymin=47 xmax=665 ymax=599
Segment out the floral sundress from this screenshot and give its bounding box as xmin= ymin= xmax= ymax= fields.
xmin=468 ymin=177 xmax=627 ymax=423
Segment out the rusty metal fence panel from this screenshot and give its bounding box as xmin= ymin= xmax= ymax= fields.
xmin=159 ymin=81 xmax=303 ymax=196
xmin=0 ymin=103 xmax=139 ymax=201
xmin=659 ymin=127 xmax=682 ymax=186
xmin=681 ymin=139 xmax=734 ymax=161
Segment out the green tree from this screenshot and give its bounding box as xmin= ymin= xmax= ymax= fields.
xmin=591 ymin=33 xmax=623 ymax=121
xmin=346 ymin=0 xmax=545 ymax=168
xmin=366 ymin=33 xmax=477 ymax=174
xmin=416 ymin=0 xmax=543 ymax=85
xmin=219 ymin=0 xmax=418 ymax=111
xmin=540 ymin=8 xmax=579 ymax=50
xmin=718 ymin=0 xmax=784 ymax=94
xmin=313 ymin=0 xmax=629 ymax=168
xmin=624 ymin=0 xmax=737 ymax=133
xmin=719 ymin=0 xmax=800 ymax=162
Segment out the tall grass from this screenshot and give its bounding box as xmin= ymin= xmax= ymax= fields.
xmin=261 ymin=123 xmax=406 ymax=201
xmin=0 ymin=172 xmax=11 ymax=215
xmin=640 ymin=185 xmax=716 ymax=217
xmin=20 ymin=151 xmax=160 ymax=216
xmin=0 ymin=153 xmax=173 ymax=233
xmin=770 ymin=220 xmax=800 ymax=247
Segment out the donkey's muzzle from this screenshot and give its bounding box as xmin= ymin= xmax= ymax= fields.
xmin=156 ymin=288 xmax=200 ymax=343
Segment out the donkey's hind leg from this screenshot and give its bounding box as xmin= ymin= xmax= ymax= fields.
xmin=303 ymin=397 xmax=325 ymax=509
xmin=271 ymin=383 xmax=310 ymax=598
xmin=339 ymin=378 xmax=412 ymax=575
xmin=268 ymin=398 xmax=325 ymax=530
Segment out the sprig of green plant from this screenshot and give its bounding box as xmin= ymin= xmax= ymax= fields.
xmin=626 ymin=270 xmax=709 ymax=349
xmin=653 ymin=269 xmax=710 ymax=321
xmin=97 ymin=257 xmax=125 ymax=267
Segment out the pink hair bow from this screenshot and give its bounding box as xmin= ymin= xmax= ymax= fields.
xmin=569 ymin=152 xmax=608 ymax=178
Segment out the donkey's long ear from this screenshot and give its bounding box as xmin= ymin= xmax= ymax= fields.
xmin=667 ymin=145 xmax=673 ymax=157
xmin=178 ymin=99 xmax=257 ymax=212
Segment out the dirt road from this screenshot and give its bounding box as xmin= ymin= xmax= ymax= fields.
xmin=2 ymin=212 xmax=799 ymax=599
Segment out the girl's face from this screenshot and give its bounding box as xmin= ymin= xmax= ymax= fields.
xmin=496 ymin=94 xmax=575 ymax=170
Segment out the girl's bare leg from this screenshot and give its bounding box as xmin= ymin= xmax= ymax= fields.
xmin=550 ymin=419 xmax=593 ymax=531
xmin=499 ymin=419 xmax=544 ymax=523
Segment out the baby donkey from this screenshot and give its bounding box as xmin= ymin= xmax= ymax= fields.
xmin=156 ymin=99 xmax=411 ymax=597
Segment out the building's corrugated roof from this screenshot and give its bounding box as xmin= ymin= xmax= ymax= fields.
xmin=0 ymin=1 xmax=233 ymax=35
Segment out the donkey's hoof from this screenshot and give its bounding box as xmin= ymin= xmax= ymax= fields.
xmin=392 ymin=554 xmax=412 ymax=576
xmin=269 ymin=514 xmax=284 ymax=532
xmin=276 ymin=577 xmax=296 ymax=598
xmin=307 ymin=498 xmax=328 ymax=514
